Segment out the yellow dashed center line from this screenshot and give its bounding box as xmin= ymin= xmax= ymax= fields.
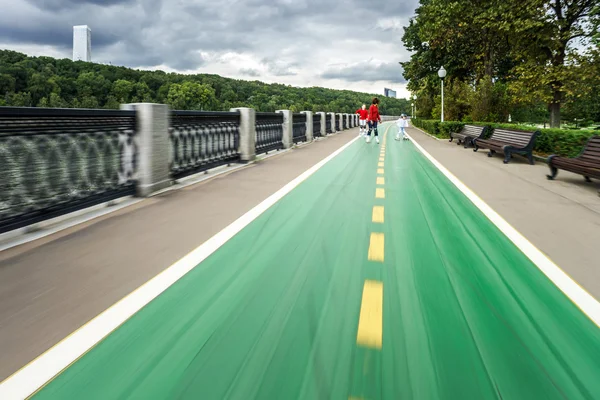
xmin=372 ymin=206 xmax=384 ymax=223
xmin=356 ymin=280 xmax=383 ymax=349
xmin=368 ymin=232 xmax=384 ymax=262
xmin=377 ymin=168 xmax=384 ymax=174
xmin=376 ymin=177 xmax=385 ymax=185
xmin=375 ymin=188 xmax=385 ymax=198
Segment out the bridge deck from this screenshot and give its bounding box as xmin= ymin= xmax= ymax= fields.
xmin=2 ymin=125 xmax=600 ymax=399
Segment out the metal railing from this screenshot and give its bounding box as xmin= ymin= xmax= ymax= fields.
xmin=292 ymin=113 xmax=307 ymax=143
xmin=169 ymin=111 xmax=241 ymax=179
xmin=313 ymin=114 xmax=322 ymax=137
xmin=326 ymin=114 xmax=332 ymax=134
xmin=0 ymin=107 xmax=137 ymax=233
xmin=256 ymin=112 xmax=284 ymax=154
xmin=335 ymin=116 xmax=340 ymax=131
xmin=343 ymin=116 xmax=347 ymax=130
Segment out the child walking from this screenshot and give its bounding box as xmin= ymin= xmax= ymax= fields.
xmin=366 ymin=97 xmax=382 ymax=144
xmin=355 ymin=104 xmax=368 ymax=136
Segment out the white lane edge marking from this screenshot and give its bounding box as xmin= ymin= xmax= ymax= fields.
xmin=0 ymin=135 xmax=360 ymax=400
xmin=406 ymin=131 xmax=600 ymax=328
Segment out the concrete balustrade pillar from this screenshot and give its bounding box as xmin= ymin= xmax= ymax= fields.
xmin=276 ymin=109 xmax=293 ymax=148
xmin=301 ymin=111 xmax=313 ymax=141
xmin=121 ymin=103 xmax=170 ymax=197
xmin=328 ymin=112 xmax=336 ymax=133
xmin=231 ymin=107 xmax=256 ymax=162
xmin=346 ymin=113 xmax=350 ymax=128
xmin=317 ymin=112 xmax=326 ymax=137
xmin=337 ymin=113 xmax=343 ymax=131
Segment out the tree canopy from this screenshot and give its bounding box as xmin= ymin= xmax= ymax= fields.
xmin=401 ymin=0 xmax=600 ymax=127
xmin=0 ymin=50 xmax=410 ymax=116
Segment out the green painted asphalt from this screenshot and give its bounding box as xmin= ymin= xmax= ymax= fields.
xmin=34 ymin=124 xmax=600 ymax=399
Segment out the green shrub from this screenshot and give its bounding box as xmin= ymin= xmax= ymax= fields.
xmin=411 ymin=119 xmax=463 ymax=139
xmin=471 ymin=122 xmax=596 ymax=157
xmin=413 ymin=119 xmax=597 ymax=157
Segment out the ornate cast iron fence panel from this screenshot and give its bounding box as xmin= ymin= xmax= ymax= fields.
xmin=169 ymin=111 xmax=241 ymax=179
xmin=292 ymin=113 xmax=307 ymax=143
xmin=313 ymin=113 xmax=322 ymax=137
xmin=255 ymin=112 xmax=284 ymax=154
xmin=0 ymin=107 xmax=138 ymax=233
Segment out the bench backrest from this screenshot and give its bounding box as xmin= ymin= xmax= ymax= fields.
xmin=460 ymin=124 xmax=486 ymax=137
xmin=490 ymin=128 xmax=537 ymax=147
xmin=580 ymin=135 xmax=600 ymax=163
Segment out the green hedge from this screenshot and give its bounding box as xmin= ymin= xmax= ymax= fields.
xmin=412 ymin=119 xmax=597 ymax=157
xmin=411 ymin=119 xmax=464 ymax=139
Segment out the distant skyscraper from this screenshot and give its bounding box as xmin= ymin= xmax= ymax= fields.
xmin=73 ymin=25 xmax=91 ymax=62
xmin=384 ymin=88 xmax=397 ymax=98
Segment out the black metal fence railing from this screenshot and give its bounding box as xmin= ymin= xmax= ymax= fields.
xmin=0 ymin=107 xmax=138 ymax=233
xmin=169 ymin=111 xmax=241 ymax=179
xmin=326 ymin=114 xmax=332 ymax=134
xmin=335 ymin=116 xmax=340 ymax=131
xmin=313 ymin=113 xmax=322 ymax=137
xmin=255 ymin=112 xmax=284 ymax=154
xmin=292 ymin=113 xmax=307 ymax=143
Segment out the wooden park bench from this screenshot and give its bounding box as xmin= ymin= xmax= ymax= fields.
xmin=449 ymin=125 xmax=487 ymax=148
xmin=474 ymin=128 xmax=539 ymax=164
xmin=547 ymin=136 xmax=600 ymax=191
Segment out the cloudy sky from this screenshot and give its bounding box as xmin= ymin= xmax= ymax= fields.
xmin=0 ymin=0 xmax=418 ymax=98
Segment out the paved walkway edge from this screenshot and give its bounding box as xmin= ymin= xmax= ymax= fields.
xmin=0 ymin=140 xmax=319 ymax=252
xmin=0 ymin=136 xmax=360 ymax=400
xmin=406 ymin=132 xmax=600 ymax=328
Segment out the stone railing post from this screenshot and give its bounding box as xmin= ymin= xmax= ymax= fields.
xmin=231 ymin=107 xmax=256 ymax=162
xmin=337 ymin=113 xmax=343 ymax=131
xmin=301 ymin=111 xmax=313 ymax=141
xmin=345 ymin=113 xmax=350 ymax=129
xmin=317 ymin=112 xmax=326 ymax=137
xmin=276 ymin=109 xmax=293 ymax=148
xmin=328 ymin=112 xmax=336 ymax=133
xmin=120 ymin=103 xmax=170 ymax=197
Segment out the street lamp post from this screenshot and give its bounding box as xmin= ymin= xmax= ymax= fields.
xmin=438 ymin=66 xmax=446 ymax=122
xmin=413 ymin=94 xmax=417 ymax=118
xmin=411 ymin=103 xmax=414 ymax=119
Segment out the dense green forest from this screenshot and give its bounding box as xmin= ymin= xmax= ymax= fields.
xmin=0 ymin=50 xmax=410 ymax=115
xmin=401 ymin=0 xmax=600 ymax=127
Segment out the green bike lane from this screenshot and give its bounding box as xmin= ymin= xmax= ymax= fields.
xmin=31 ymin=124 xmax=600 ymax=399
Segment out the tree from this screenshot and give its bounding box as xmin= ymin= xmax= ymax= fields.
xmin=111 ymin=79 xmax=134 ymax=103
xmin=166 ymin=81 xmax=217 ymax=110
xmin=502 ymin=0 xmax=599 ymax=127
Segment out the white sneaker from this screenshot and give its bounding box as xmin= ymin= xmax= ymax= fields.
xmin=366 ymin=136 xmax=371 ymax=143
xmin=395 ymin=134 xmax=400 ymax=141
xmin=375 ymin=137 xmax=380 ymax=144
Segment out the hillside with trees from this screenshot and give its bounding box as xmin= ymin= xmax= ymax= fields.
xmin=0 ymin=50 xmax=410 ymax=115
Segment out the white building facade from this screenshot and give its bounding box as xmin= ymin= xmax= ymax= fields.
xmin=73 ymin=25 xmax=91 ymax=62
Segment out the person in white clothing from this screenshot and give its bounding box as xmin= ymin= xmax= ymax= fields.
xmin=395 ymin=115 xmax=409 ymax=141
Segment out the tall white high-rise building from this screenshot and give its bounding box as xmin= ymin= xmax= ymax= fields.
xmin=73 ymin=25 xmax=91 ymax=62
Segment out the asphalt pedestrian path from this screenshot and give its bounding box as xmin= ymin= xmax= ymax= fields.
xmin=30 ymin=123 xmax=600 ymax=399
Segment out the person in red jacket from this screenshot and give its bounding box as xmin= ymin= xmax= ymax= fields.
xmin=366 ymin=97 xmax=382 ymax=144
xmin=355 ymin=104 xmax=369 ymax=136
